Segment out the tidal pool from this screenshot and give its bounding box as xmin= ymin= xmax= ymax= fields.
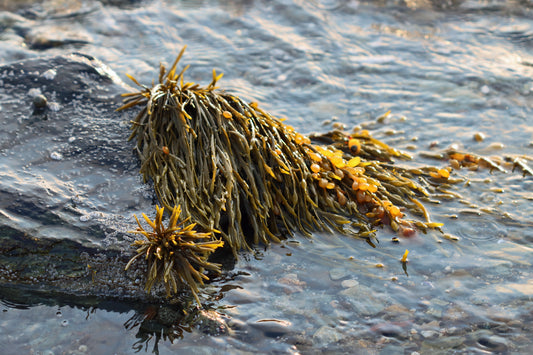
xmin=1 ymin=0 xmax=532 ymax=354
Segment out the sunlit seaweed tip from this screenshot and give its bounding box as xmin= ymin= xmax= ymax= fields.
xmin=125 ymin=205 xmax=224 ymax=306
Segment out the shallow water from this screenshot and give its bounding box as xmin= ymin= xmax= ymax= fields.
xmin=1 ymin=0 xmax=533 ymax=353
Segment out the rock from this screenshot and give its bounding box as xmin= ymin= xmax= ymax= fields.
xmin=379 ymin=345 xmax=405 ymax=355
xmin=329 ymin=267 xmax=350 ymax=281
xmin=249 ymin=319 xmax=292 ymax=338
xmin=32 ymin=94 xmax=48 ymax=110
xmin=477 ymin=334 xmax=509 ymax=353
xmin=195 ymin=309 xmax=230 ymax=336
xmin=313 ymin=325 xmax=341 ymax=346
xmin=339 ymin=284 xmax=389 ymax=316
xmin=0 ymin=54 xmax=155 ymax=300
xmin=370 ymin=322 xmax=406 ymax=339
xmin=156 ymin=306 xmax=182 ymax=326
xmin=421 ymin=335 xmax=465 ymax=350
xmin=420 ymin=330 xmax=439 ymax=338
xmin=340 ymin=279 xmax=359 ymax=288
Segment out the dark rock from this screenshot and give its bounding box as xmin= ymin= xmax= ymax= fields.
xmin=371 ymin=322 xmax=407 ymax=339
xmin=477 ymin=334 xmax=509 ymax=353
xmin=0 ymin=54 xmax=154 ymax=299
xmin=32 ymin=93 xmax=47 ymax=110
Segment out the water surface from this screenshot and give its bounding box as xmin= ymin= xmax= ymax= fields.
xmin=1 ymin=0 xmax=533 ymax=353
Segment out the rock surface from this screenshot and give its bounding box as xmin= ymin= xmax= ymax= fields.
xmin=0 ymin=54 xmax=155 ymax=300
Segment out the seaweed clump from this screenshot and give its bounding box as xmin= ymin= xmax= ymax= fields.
xmin=119 ymin=46 xmax=452 ymax=299
xmin=124 ymin=205 xmax=223 ymax=304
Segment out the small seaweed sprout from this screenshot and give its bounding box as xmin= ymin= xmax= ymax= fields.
xmin=125 ymin=205 xmax=224 ymax=305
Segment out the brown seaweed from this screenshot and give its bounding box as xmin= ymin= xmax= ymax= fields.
xmin=124 ymin=204 xmax=223 ymax=304
xmin=119 ymin=47 xmax=467 ymax=300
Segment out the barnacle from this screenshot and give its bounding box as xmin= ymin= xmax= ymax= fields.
xmin=124 ymin=205 xmax=223 ymax=305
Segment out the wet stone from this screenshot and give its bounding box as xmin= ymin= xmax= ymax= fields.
xmin=329 ymin=267 xmax=350 ymax=281
xmin=195 ymin=309 xmax=230 ymax=336
xmin=477 ymin=334 xmax=509 ymax=352
xmin=313 ymin=325 xmax=342 ymax=346
xmin=156 ymin=306 xmax=181 ymax=326
xmin=426 ymin=307 xmax=443 ymax=318
xmin=339 ymin=284 xmax=388 ymax=316
xmin=340 ymin=279 xmax=358 ymax=288
xmin=422 ymin=335 xmax=465 ymax=350
xmin=371 ymin=322 xmax=407 ymax=339
xmin=32 ymin=94 xmax=47 ymax=109
xmin=379 ymin=345 xmax=405 ymax=355
xmin=421 ymin=330 xmax=439 ymax=338
xmin=249 ymin=319 xmax=292 ymax=338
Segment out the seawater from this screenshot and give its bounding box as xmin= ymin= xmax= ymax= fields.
xmin=1 ymin=0 xmax=533 ymax=353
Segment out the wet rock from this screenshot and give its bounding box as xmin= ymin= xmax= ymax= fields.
xmin=420 ymin=330 xmax=439 ymax=339
xmin=340 ymin=279 xmax=358 ymax=288
xmin=339 ymin=284 xmax=388 ymax=316
xmin=421 ymin=335 xmax=465 ymax=350
xmin=249 ymin=319 xmax=292 ymax=338
xmin=477 ymin=334 xmax=509 ymax=353
xmin=225 ymin=287 xmax=264 ymax=304
xmin=379 ymin=345 xmax=405 ymax=355
xmin=26 ymin=31 xmax=92 ymax=50
xmin=0 ymin=54 xmax=155 ymax=300
xmin=278 ymin=273 xmax=306 ymax=293
xmin=443 ymin=305 xmax=467 ymax=321
xmin=371 ymin=322 xmax=407 ymax=339
xmin=381 ymin=304 xmax=412 ymax=321
xmin=313 ymin=325 xmax=341 ymax=346
xmin=329 ymin=267 xmax=350 ymax=281
xmin=195 ymin=309 xmax=230 ymax=336
xmin=156 ymin=306 xmax=182 ymax=326
xmin=32 ymin=94 xmax=48 ymax=110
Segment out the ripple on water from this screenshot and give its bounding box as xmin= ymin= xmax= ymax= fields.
xmin=452 ymin=214 xmax=507 ymax=242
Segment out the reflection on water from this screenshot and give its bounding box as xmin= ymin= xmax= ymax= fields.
xmin=1 ymin=0 xmax=533 ymax=353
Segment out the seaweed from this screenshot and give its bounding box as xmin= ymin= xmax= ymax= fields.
xmin=118 ymin=47 xmax=479 ymax=301
xmin=124 ymin=205 xmax=223 ymax=305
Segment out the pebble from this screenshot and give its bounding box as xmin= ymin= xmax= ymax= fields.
xmin=313 ymin=325 xmax=341 ymax=346
xmin=422 ymin=335 xmax=465 ymax=350
xmin=225 ymin=287 xmax=264 ymax=304
xmin=33 ymin=94 xmax=48 ymax=109
xmin=420 ymin=330 xmax=438 ymax=338
xmin=50 ymin=151 xmax=63 ymax=160
xmin=486 ymin=142 xmax=505 ymax=150
xmin=42 ymin=69 xmax=57 ymax=80
xmin=157 ymin=306 xmax=181 ymax=326
xmin=341 ymin=279 xmax=358 ymax=288
xmin=379 ymin=345 xmax=405 ymax=354
xmin=340 ymin=284 xmax=387 ymax=316
xmin=371 ymin=322 xmax=406 ymax=339
xmin=477 ymin=334 xmax=509 ymax=352
xmin=250 ymin=319 xmax=292 ymax=338
xmin=329 ymin=267 xmax=350 ymax=281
